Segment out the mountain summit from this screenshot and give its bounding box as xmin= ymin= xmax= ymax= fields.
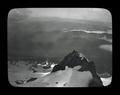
xmin=52 ymin=50 xmax=103 ymax=87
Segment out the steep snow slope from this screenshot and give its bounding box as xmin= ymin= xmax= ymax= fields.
xmin=18 ymin=66 xmax=93 ymax=87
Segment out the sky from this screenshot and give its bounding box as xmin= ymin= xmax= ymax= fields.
xmin=9 ymin=8 xmax=112 ymax=23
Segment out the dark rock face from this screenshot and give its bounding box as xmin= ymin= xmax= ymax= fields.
xmin=15 ymin=80 xmax=25 ymax=85
xmin=26 ymin=77 xmax=37 ymax=83
xmin=52 ymin=50 xmax=103 ymax=87
xmin=43 ymin=65 xmax=51 ymax=69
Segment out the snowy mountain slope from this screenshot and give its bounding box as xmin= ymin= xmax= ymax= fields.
xmin=8 ymin=50 xmax=111 ymax=87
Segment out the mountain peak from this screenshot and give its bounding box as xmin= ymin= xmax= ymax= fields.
xmin=52 ymin=50 xmax=89 ymax=72
xmin=51 ymin=50 xmax=103 ymax=86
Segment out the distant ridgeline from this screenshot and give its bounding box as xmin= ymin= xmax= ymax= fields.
xmin=8 ymin=56 xmax=61 ymax=64
xmin=52 ymin=50 xmax=103 ymax=87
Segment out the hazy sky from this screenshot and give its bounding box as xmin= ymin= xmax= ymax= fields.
xmin=10 ymin=8 xmax=112 ymax=23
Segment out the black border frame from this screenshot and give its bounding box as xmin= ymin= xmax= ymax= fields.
xmin=1 ymin=1 xmax=119 ymax=93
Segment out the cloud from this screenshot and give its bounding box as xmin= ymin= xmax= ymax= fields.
xmin=63 ymin=29 xmax=107 ymax=34
xmin=99 ymin=36 xmax=112 ymax=43
xmin=99 ymin=44 xmax=112 ymax=52
xmin=107 ymin=30 xmax=112 ymax=34
xmin=9 ymin=8 xmax=112 ymax=23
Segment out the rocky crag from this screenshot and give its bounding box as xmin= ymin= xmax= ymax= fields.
xmin=52 ymin=50 xmax=103 ymax=87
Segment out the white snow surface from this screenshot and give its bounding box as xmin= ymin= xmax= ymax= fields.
xmin=35 ymin=66 xmax=93 ymax=87
xmin=100 ymin=77 xmax=112 ymax=86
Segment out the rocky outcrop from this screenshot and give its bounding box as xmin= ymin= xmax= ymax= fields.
xmin=52 ymin=50 xmax=103 ymax=87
